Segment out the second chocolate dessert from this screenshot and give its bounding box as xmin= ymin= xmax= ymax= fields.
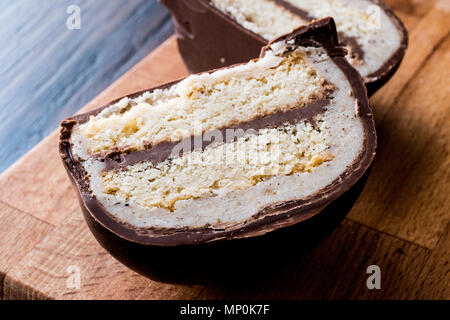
xmin=161 ymin=0 xmax=408 ymax=95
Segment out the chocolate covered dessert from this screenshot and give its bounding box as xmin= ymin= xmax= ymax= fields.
xmin=161 ymin=0 xmax=408 ymax=94
xmin=59 ymin=19 xmax=376 ymax=282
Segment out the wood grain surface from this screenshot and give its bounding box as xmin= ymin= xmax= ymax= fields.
xmin=0 ymin=0 xmax=448 ymax=300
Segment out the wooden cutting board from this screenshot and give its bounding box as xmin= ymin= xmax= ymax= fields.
xmin=0 ymin=0 xmax=449 ymax=299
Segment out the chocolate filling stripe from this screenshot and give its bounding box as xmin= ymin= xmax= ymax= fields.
xmin=103 ymin=98 xmax=331 ymax=171
xmin=337 ymin=32 xmax=365 ymax=61
xmin=271 ymin=0 xmax=365 ymax=60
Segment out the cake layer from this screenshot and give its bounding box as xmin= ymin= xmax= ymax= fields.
xmin=102 ymin=121 xmax=333 ymax=211
xmin=73 ymin=49 xmax=331 ymax=157
xmin=101 ymin=97 xmax=330 ymax=171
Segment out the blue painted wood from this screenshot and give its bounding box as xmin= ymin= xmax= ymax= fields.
xmin=0 ymin=0 xmax=173 ymax=173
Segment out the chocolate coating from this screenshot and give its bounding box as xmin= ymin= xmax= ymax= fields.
xmin=160 ymin=0 xmax=408 ymax=96
xmin=59 ymin=19 xmax=376 ymax=283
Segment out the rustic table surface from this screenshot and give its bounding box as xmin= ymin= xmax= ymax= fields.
xmin=0 ymin=0 xmax=449 ymax=299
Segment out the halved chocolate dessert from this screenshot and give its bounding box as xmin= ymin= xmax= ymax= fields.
xmin=161 ymin=0 xmax=408 ymax=94
xmin=59 ymin=19 xmax=376 ymax=282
